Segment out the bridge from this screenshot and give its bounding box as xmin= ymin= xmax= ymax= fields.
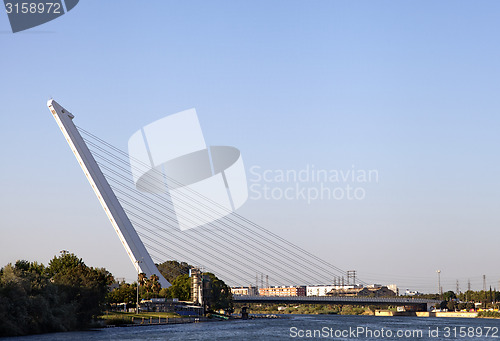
xmin=233 ymin=296 xmax=440 ymax=311
xmin=48 ymin=100 xmax=435 ymax=296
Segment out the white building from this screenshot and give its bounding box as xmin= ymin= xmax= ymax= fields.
xmin=307 ymin=285 xmax=337 ymax=296
xmin=387 ymin=284 xmax=399 ymax=295
xmin=404 ymin=289 xmax=421 ymax=296
xmin=231 ymin=286 xmax=258 ymax=296
xmin=366 ymin=284 xmax=398 ymax=295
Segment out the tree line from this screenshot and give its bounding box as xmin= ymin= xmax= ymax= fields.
xmin=108 ymin=260 xmax=233 ymax=312
xmin=0 ymin=256 xmax=233 ymax=337
xmin=415 ymin=290 xmax=500 ymax=311
xmin=0 ymin=253 xmax=112 ymax=336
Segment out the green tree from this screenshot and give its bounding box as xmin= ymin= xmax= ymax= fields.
xmin=203 ymin=272 xmax=232 ymax=312
xmin=0 ymin=253 xmax=113 ymax=337
xmin=149 ymin=274 xmax=161 ymax=295
xmin=443 ymin=291 xmax=456 ymax=301
xmin=169 ymin=274 xmax=191 ymax=301
xmin=157 ymin=261 xmax=191 ymax=283
xmin=46 ymin=253 xmax=113 ymax=327
xmin=107 ymin=282 xmax=136 ymax=305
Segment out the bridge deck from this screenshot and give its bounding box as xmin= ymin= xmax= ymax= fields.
xmin=233 ymin=295 xmax=440 ymax=306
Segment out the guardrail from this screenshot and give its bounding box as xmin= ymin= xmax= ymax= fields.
xmin=129 ymin=316 xmax=207 ymax=325
xmin=233 ymin=295 xmax=440 ymax=304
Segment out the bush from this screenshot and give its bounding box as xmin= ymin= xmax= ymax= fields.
xmin=104 ymin=318 xmax=131 ymax=326
xmin=340 ymin=305 xmax=365 ymax=315
xmin=478 ymin=311 xmax=500 ymax=318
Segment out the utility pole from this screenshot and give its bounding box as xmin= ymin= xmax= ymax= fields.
xmin=483 ymin=275 xmax=486 ymax=292
xmin=436 ymin=270 xmax=442 ymax=298
xmin=456 ymin=280 xmax=459 ymax=295
xmin=467 ymin=279 xmax=471 ymax=302
xmin=136 ymin=260 xmax=142 ymax=314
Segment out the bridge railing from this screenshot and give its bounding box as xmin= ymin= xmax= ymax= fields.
xmin=232 ymin=295 xmax=440 ymax=304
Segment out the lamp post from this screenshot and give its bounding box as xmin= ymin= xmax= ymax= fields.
xmin=136 ymin=260 xmax=142 ymax=314
xmin=437 ymin=270 xmax=442 ymax=299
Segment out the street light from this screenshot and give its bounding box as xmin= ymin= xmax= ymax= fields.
xmin=136 ymin=260 xmax=142 ymax=314
xmin=436 ymin=270 xmax=442 ymax=299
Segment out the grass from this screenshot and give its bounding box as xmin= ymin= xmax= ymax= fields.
xmin=99 ymin=311 xmax=181 ymax=325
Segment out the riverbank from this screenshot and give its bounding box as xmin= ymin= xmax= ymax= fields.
xmin=99 ymin=312 xmax=210 ymax=327
xmin=235 ymin=303 xmax=370 ymax=315
xmin=3 ymin=314 xmax=499 ymax=341
xmin=375 ymin=310 xmax=478 ymax=318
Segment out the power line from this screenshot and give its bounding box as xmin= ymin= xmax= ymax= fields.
xmin=96 ymin=152 xmax=335 ymax=286
xmin=77 ymin=127 xmax=366 ymax=287
xmin=83 ymin=133 xmax=357 ymax=283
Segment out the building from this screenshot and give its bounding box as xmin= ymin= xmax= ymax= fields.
xmin=327 ymin=287 xmax=369 ymax=297
xmin=306 ymin=285 xmax=337 ymax=296
xmin=307 ymin=284 xmax=364 ymax=296
xmin=190 ymin=267 xmax=211 ymax=314
xmin=327 ymin=286 xmax=396 ymax=297
xmin=368 ymin=286 xmax=397 ymax=297
xmin=259 ymin=286 xmax=306 ymax=297
xmin=404 ymin=289 xmax=422 ymax=296
xmin=231 ymin=286 xmax=259 ymax=296
xmin=387 ymin=284 xmax=399 ymax=296
xmin=368 ymin=284 xmax=398 ymax=295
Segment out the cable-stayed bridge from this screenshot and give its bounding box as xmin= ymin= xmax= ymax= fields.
xmin=49 ymin=100 xmax=371 ymax=289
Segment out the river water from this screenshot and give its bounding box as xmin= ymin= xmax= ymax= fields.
xmin=1 ymin=315 xmax=499 ymax=340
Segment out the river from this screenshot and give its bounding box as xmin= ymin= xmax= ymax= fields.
xmin=1 ymin=315 xmax=499 ymax=340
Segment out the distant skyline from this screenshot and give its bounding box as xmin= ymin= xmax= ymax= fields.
xmin=1 ymin=1 xmax=499 ymax=293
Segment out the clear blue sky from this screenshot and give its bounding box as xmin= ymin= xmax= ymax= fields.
xmin=1 ymin=1 xmax=499 ymax=292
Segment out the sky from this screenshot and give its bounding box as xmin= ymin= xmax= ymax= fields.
xmin=1 ymin=1 xmax=499 ymax=293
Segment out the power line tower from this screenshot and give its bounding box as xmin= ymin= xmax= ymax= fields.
xmin=483 ymin=275 xmax=487 ymax=292
xmin=266 ymin=275 xmax=269 ymax=288
xmin=347 ymin=270 xmax=357 ymax=285
xmin=456 ymin=280 xmax=460 ymax=294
